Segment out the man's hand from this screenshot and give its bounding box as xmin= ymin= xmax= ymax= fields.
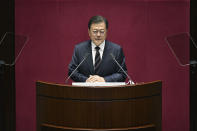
xmin=86 ymin=75 xmax=105 ymax=82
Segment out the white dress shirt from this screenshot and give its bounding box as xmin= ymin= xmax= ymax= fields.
xmin=91 ymin=40 xmax=105 ymax=66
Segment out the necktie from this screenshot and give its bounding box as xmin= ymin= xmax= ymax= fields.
xmin=94 ymin=46 xmax=101 ymax=74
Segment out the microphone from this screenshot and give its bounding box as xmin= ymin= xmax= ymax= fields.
xmin=65 ymin=53 xmax=90 ymax=84
xmin=110 ymin=53 xmax=135 ymax=85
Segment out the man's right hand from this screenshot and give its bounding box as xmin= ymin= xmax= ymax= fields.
xmin=86 ymin=75 xmax=105 ymax=82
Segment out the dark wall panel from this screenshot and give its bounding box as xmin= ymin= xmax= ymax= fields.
xmin=0 ymin=0 xmax=15 ymax=131
xmin=190 ymin=0 xmax=197 ymax=131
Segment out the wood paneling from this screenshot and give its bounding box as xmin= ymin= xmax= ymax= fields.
xmin=36 ymin=81 xmax=161 ymax=131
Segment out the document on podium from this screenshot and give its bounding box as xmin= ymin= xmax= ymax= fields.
xmin=72 ymin=82 xmax=126 ymax=87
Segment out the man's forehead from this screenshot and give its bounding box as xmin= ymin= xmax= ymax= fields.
xmin=91 ymin=22 xmax=106 ymax=29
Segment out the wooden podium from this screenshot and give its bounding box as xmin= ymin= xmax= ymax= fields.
xmin=36 ymin=81 xmax=162 ymax=131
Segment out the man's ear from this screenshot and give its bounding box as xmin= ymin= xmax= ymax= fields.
xmin=88 ymin=29 xmax=91 ymax=36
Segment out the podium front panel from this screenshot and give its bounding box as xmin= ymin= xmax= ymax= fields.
xmin=36 ymin=81 xmax=161 ymax=131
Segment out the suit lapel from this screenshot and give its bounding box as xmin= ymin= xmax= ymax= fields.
xmin=98 ymin=40 xmax=110 ymax=74
xmin=85 ymin=40 xmax=94 ymax=74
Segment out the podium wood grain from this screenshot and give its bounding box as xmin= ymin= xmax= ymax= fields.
xmin=36 ymin=81 xmax=162 ymax=131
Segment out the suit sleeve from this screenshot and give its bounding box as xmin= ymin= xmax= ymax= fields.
xmin=103 ymin=47 xmax=127 ymax=82
xmin=68 ymin=46 xmax=88 ymax=82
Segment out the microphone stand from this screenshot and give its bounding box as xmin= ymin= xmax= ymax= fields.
xmin=110 ymin=53 xmax=135 ymax=85
xmin=65 ymin=53 xmax=90 ymax=84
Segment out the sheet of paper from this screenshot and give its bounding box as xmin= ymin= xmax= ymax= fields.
xmin=72 ymin=82 xmax=126 ymax=87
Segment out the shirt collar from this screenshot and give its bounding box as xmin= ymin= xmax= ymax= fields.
xmin=91 ymin=40 xmax=105 ymax=51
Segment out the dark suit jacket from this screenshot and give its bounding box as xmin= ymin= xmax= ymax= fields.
xmin=68 ymin=40 xmax=127 ymax=82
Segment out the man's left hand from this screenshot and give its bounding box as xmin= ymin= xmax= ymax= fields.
xmin=86 ymin=75 xmax=105 ymax=82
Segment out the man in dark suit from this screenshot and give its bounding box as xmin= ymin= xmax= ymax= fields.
xmin=68 ymin=15 xmax=127 ymax=82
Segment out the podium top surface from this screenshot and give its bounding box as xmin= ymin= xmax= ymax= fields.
xmin=36 ymin=80 xmax=162 ymax=100
xmin=36 ymin=80 xmax=161 ymax=88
